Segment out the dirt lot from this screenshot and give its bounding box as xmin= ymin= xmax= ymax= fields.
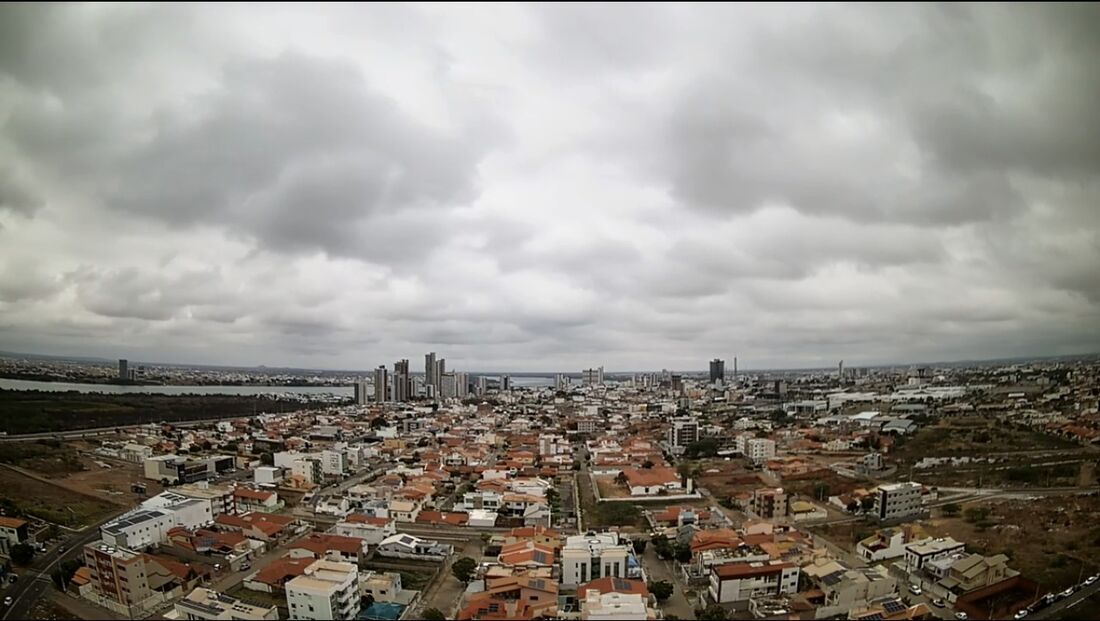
xmin=891 ymin=417 xmax=1081 ymax=465
xmin=816 ymin=494 xmax=1100 ymax=593
xmin=693 ymin=459 xmax=766 ymax=498
xmin=59 ymin=454 xmax=163 ymax=499
xmin=912 ymin=457 xmax=1097 ymax=489
xmin=0 ymin=467 xmax=120 ymax=527
xmin=594 ymin=475 xmax=633 ymax=499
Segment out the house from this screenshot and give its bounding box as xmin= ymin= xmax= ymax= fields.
xmin=857 ymin=526 xmax=922 ymax=562
xmin=334 ymin=515 xmax=395 ymax=546
xmin=904 ymin=537 xmax=966 ymax=572
xmin=789 ymin=500 xmax=827 ymax=522
xmin=360 ymin=571 xmax=403 ymax=603
xmin=388 ymin=500 xmax=421 ymax=523
xmin=415 ymin=511 xmax=470 ymax=527
xmin=234 ymin=487 xmax=282 ymax=513
xmin=577 ymin=577 xmax=649 ymax=599
xmin=376 ymin=534 xmax=453 ymax=561
xmin=581 ymin=590 xmax=651 ymax=621
xmin=0 ymin=517 xmax=29 ymax=556
xmin=652 ymin=506 xmax=710 ymax=528
xmin=505 ymin=526 xmax=561 ymax=551
xmin=215 ymin=512 xmax=295 ymax=544
xmin=456 ymin=576 xmax=558 ymax=621
xmin=619 ymin=467 xmax=683 ymax=496
xmin=498 ymin=541 xmax=555 ymax=568
xmin=934 ymin=553 xmax=1015 ymax=594
xmin=288 ymin=534 xmax=369 ymax=566
xmin=245 ymin=557 xmax=314 ymax=593
xmin=801 ymin=559 xmax=897 ymax=617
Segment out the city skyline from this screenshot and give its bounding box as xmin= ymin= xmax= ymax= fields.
xmin=1 ymin=4 xmax=1099 ymax=371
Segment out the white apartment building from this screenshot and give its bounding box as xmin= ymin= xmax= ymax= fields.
xmin=320 ymin=450 xmax=348 ymax=477
xmin=746 ymin=438 xmax=776 ymax=463
xmin=709 ymin=562 xmax=800 ymax=603
xmin=254 ymin=466 xmax=284 ymax=487
xmin=101 ymin=494 xmax=213 ymax=548
xmin=286 ymin=559 xmax=361 ymax=620
xmin=561 ymin=532 xmax=631 ymax=587
xmin=875 ymin=482 xmax=923 ymax=521
xmin=175 ymin=587 xmax=279 ymax=620
xmin=292 ymin=459 xmax=323 ymax=485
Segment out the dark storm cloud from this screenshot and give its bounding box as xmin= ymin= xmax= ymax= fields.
xmin=0 ymin=3 xmax=1098 ymax=370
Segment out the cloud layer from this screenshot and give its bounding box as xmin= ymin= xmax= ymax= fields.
xmin=1 ymin=3 xmax=1098 ymax=371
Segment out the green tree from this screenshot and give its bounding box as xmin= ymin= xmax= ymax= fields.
xmin=695 ymin=604 xmax=730 ymax=620
xmin=941 ymin=503 xmax=961 ymax=517
xmin=11 ymin=542 xmax=35 ymax=566
xmin=642 ymin=460 xmax=655 ymax=469
xmin=632 ymin=539 xmax=648 ymax=554
xmin=674 ymin=544 xmax=693 ymax=563
xmin=422 ymin=608 xmax=447 ymax=621
xmin=451 ymin=556 xmax=478 ymax=583
xmin=648 ymin=580 xmax=674 ymax=602
xmin=259 ymin=452 xmax=274 ymax=466
xmin=860 ymin=496 xmax=876 ymax=513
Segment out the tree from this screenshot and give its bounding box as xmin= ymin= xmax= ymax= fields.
xmin=615 ymin=471 xmax=629 ymax=486
xmin=695 ymin=604 xmax=730 ymax=620
xmin=648 ymin=580 xmax=674 ymax=602
xmin=422 ymin=608 xmax=447 ymax=621
xmin=941 ymin=503 xmax=961 ymax=517
xmin=451 ymin=556 xmax=478 ymax=583
xmin=846 ymin=500 xmax=860 ymax=513
xmin=674 ymin=544 xmax=693 ymax=563
xmin=860 ymin=496 xmax=876 ymax=513
xmin=259 ymin=452 xmax=274 ymax=466
xmin=370 ymin=416 xmax=387 ymax=429
xmin=642 ymin=460 xmax=655 ymax=469
xmin=11 ymin=542 xmax=35 ymax=566
xmin=632 ymin=539 xmax=648 ymax=554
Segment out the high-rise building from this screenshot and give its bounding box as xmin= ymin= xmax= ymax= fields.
xmin=373 ymin=366 xmax=389 ymax=403
xmin=838 ymin=360 xmax=844 ymax=379
xmin=734 ymin=357 xmax=738 ymax=378
xmin=554 ymin=373 xmax=568 ymax=391
xmin=500 ymin=375 xmax=511 ymax=391
xmin=476 ymin=376 xmax=488 ymax=396
xmin=424 ymin=352 xmax=437 ymax=391
xmin=582 ymin=367 xmax=604 ymax=386
xmin=670 ymin=374 xmax=683 ymax=393
xmin=392 ymin=360 xmax=410 ymax=402
xmin=709 ymin=358 xmax=725 ymax=383
xmin=453 ymin=372 xmax=469 ymax=398
xmin=285 ymin=559 xmax=361 ymax=620
xmin=353 ymin=380 xmax=370 ymax=406
xmin=875 ymin=482 xmax=923 ymax=521
xmin=440 ymin=373 xmax=457 ymax=399
xmin=118 ymin=359 xmax=128 ymax=380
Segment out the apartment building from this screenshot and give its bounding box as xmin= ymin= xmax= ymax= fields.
xmin=561 ymin=532 xmax=632 ymax=587
xmin=285 ymin=560 xmax=361 ymax=620
xmin=174 ymin=587 xmax=279 ymax=620
xmin=666 ymin=417 xmax=700 ymax=451
xmin=746 ymin=438 xmax=777 ymax=463
xmin=875 ymin=482 xmax=924 ymax=521
xmin=751 ymin=488 xmax=790 ymax=519
xmin=709 ymin=562 xmax=800 ymax=603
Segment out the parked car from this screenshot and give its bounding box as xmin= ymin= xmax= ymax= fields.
xmin=240 ymin=562 xmax=251 ymax=571
xmin=955 ymin=613 xmax=969 ymax=620
xmin=931 ymin=599 xmax=946 ymax=608
xmin=909 ymin=584 xmax=922 ymax=596
xmin=1085 ymin=575 xmax=1098 ymax=586
xmin=1014 ymin=611 xmax=1028 ymax=620
xmin=1061 ymin=587 xmax=1075 ymax=598
xmin=2 ymin=597 xmax=12 ymax=607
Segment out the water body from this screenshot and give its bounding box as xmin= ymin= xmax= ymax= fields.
xmin=0 ymin=378 xmax=352 ymax=397
xmin=0 ymin=376 xmax=557 ymax=394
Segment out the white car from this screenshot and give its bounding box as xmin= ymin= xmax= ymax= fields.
xmin=1086 ymin=575 xmax=1098 ymax=586
xmin=1062 ymin=587 xmax=1075 ymax=597
xmin=1014 ymin=611 xmax=1027 ymax=620
xmin=2 ymin=596 xmax=12 ymax=607
xmin=955 ymin=613 xmax=969 ymax=620
xmin=908 ymin=584 xmax=922 ymax=596
xmin=931 ymin=599 xmax=946 ymax=608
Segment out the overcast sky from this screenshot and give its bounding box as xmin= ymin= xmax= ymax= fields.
xmin=1 ymin=3 xmax=1098 ymax=372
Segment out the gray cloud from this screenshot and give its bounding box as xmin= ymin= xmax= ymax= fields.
xmin=0 ymin=3 xmax=1098 ymax=371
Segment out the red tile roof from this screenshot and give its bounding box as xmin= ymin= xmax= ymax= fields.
xmin=577 ymin=577 xmax=649 ymax=598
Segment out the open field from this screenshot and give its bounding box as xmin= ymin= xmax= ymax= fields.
xmin=891 ymin=417 xmax=1080 ymax=465
xmin=911 ymin=457 xmax=1097 ymax=489
xmin=815 ymin=494 xmax=1100 ymax=594
xmin=0 ymin=389 xmax=331 ymax=434
xmin=0 ymin=467 xmax=119 ymax=527
xmin=0 ymin=439 xmax=84 ymax=474
xmin=594 ymin=475 xmax=633 ymax=499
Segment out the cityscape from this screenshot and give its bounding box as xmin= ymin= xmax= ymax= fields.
xmin=2 ymin=3 xmax=1100 ymax=621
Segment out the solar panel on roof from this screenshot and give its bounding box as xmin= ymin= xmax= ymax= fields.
xmin=882 ymin=600 xmax=905 ymax=613
xmin=613 ymin=578 xmax=631 ymax=591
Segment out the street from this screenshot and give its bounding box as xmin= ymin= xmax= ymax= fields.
xmin=640 ymin=540 xmax=695 ymax=619
xmin=2 ymin=511 xmax=124 ymax=621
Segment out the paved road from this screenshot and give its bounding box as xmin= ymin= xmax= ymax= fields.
xmin=1029 ymin=579 xmax=1100 ymax=620
xmin=2 ymin=512 xmax=123 ymax=620
xmin=640 ymin=543 xmax=695 ymax=619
